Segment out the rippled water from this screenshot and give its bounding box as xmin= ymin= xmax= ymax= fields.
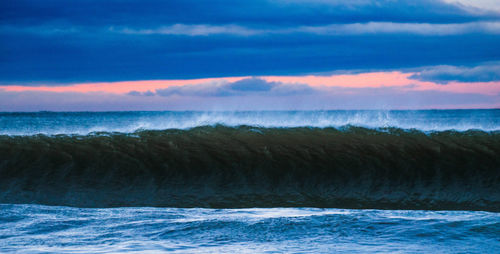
xmin=1 ymin=205 xmax=499 ymax=253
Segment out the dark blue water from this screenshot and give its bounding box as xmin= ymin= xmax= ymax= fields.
xmin=1 ymin=205 xmax=499 ymax=253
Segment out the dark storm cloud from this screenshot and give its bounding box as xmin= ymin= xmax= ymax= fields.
xmin=2 ymin=0 xmax=497 ymax=27
xmin=0 ymin=0 xmax=500 ymax=84
xmin=409 ymin=62 xmax=500 ymax=84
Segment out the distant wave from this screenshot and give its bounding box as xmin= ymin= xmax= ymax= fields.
xmin=0 ymin=110 xmax=499 ymax=135
xmin=1 ymin=126 xmax=499 ymax=211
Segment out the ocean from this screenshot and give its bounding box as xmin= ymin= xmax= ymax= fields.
xmin=0 ymin=110 xmax=499 ymax=253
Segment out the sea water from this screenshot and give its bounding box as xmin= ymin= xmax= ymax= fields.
xmin=1 ymin=205 xmax=499 ymax=253
xmin=0 ymin=110 xmax=499 ymax=253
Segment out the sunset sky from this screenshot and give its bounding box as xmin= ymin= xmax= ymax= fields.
xmin=1 ymin=0 xmax=499 ymax=111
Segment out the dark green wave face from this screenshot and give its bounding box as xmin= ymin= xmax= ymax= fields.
xmin=1 ymin=125 xmax=499 ymax=211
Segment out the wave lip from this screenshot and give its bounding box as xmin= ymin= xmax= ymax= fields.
xmin=0 ymin=125 xmax=499 ymax=211
xmin=1 ymin=109 xmax=499 ymax=135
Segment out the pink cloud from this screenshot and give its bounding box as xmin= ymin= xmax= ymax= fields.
xmin=264 ymin=72 xmax=500 ymax=96
xmin=1 ymin=71 xmax=500 ymax=96
xmin=0 ymin=71 xmax=499 ymax=111
xmin=264 ymin=72 xmax=417 ymax=88
xmin=0 ymin=77 xmax=247 ymax=94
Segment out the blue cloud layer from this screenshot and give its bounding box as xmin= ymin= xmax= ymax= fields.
xmin=410 ymin=62 xmax=500 ymax=83
xmin=1 ymin=0 xmax=499 ymax=83
xmin=4 ymin=0 xmax=497 ymax=27
xmin=128 ymin=78 xmax=313 ymax=97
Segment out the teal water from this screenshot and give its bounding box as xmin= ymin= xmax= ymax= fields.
xmin=1 ymin=110 xmax=499 ymax=135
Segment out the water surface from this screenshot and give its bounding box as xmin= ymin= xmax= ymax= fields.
xmin=1 ymin=205 xmax=499 ymax=253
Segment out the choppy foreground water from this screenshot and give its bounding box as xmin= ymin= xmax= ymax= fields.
xmin=1 ymin=205 xmax=499 ymax=253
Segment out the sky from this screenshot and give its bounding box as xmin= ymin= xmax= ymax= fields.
xmin=0 ymin=0 xmax=499 ymax=111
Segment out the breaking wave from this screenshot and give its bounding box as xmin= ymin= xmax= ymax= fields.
xmin=1 ymin=125 xmax=499 ymax=211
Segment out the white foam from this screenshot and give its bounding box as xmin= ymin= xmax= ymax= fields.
xmin=0 ymin=110 xmax=499 ymax=135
